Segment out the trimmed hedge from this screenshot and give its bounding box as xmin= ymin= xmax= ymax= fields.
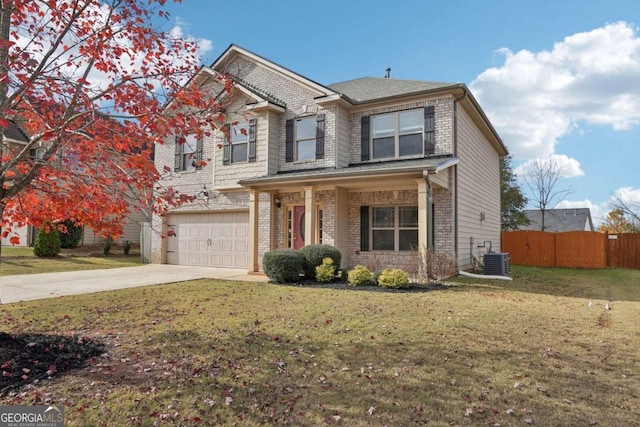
xmin=59 ymin=219 xmax=83 ymax=249
xmin=262 ymin=249 xmax=307 ymax=283
xmin=377 ymin=268 xmax=410 ymax=289
xmin=347 ymin=265 xmax=372 ymax=286
xmin=315 ymin=257 xmax=336 ymax=283
xmin=33 ymin=224 xmax=61 ymax=257
xmin=299 ymin=244 xmax=342 ymax=279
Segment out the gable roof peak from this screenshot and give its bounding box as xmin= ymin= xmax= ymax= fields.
xmin=211 ymin=44 xmax=336 ymax=97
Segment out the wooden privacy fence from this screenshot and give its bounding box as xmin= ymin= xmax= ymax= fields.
xmin=501 ymin=230 xmax=640 ymax=269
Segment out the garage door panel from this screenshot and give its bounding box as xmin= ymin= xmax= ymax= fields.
xmin=167 ymin=212 xmax=249 ymax=268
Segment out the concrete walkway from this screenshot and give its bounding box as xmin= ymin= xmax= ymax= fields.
xmin=0 ymin=264 xmax=269 ymax=304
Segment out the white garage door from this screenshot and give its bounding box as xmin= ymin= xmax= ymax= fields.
xmin=166 ymin=211 xmax=249 ymax=268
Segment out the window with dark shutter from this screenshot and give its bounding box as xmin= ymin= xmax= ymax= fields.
xmin=360 ymin=116 xmax=370 ymax=161
xmin=424 ymin=106 xmax=435 ymax=156
xmin=315 ymin=114 xmax=325 ymax=160
xmin=248 ymin=119 xmax=257 ymax=162
xmin=222 ymin=124 xmax=231 ymax=165
xmin=360 ymin=205 xmax=370 ymax=252
xmin=174 ymin=136 xmax=181 ymax=171
xmin=195 ymin=137 xmax=203 ymax=169
xmin=285 ymin=119 xmax=294 ymax=162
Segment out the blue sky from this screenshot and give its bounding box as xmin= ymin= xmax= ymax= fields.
xmin=161 ymin=0 xmax=640 ymax=224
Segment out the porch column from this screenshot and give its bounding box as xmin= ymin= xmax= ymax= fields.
xmin=416 ymin=179 xmax=428 ymax=252
xmin=248 ymin=188 xmax=259 ymax=272
xmin=303 ymin=185 xmax=316 ymax=246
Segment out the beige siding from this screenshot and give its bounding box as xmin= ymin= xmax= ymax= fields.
xmin=456 ymin=106 xmax=502 ymax=268
xmin=82 ymin=209 xmax=149 ymax=246
xmin=213 ymin=97 xmax=270 ymax=189
xmin=0 ymin=223 xmax=30 ymax=247
xmin=266 ymin=110 xmax=280 ymax=175
xmin=335 ymin=105 xmax=350 ymax=168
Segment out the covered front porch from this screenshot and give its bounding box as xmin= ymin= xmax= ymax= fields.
xmin=241 ymin=157 xmax=458 ymax=273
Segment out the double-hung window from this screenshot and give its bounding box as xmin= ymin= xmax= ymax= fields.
xmin=371 ymin=206 xmax=418 ymax=251
xmin=285 ymin=114 xmax=325 ymax=162
xmin=361 ymin=106 xmax=434 ymax=161
xmin=174 ymin=134 xmax=202 ymax=172
xmin=372 ymin=109 xmax=423 ymax=159
xmin=29 ymin=148 xmax=46 ymax=161
xmin=295 ymin=116 xmax=316 ymax=161
xmin=230 ymin=122 xmax=248 ymax=163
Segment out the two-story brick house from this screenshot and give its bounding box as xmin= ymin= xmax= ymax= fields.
xmin=151 ymin=44 xmax=507 ymax=273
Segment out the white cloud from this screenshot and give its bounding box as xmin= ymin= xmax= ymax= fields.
xmin=514 ymin=154 xmax=584 ymax=179
xmin=561 ymin=187 xmax=640 ymax=227
xmin=609 ymin=186 xmax=640 ymax=206
xmin=471 ymin=21 xmax=640 ymax=161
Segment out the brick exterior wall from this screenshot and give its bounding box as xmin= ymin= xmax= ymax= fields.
xmin=150 ymin=49 xmax=488 ymax=272
xmin=348 ymin=97 xmax=454 ymax=164
xmin=226 ymin=56 xmax=337 ymax=172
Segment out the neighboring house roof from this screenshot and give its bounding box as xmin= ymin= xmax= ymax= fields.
xmin=328 ymin=77 xmax=455 ymax=103
xmin=521 ymin=208 xmax=594 ymax=232
xmin=2 ymin=120 xmax=29 ymax=143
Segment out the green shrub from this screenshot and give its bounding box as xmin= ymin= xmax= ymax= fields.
xmin=33 ymin=223 xmax=61 ymax=257
xmin=347 ymin=265 xmax=372 ymax=286
xmin=262 ymin=249 xmax=307 ymax=283
xmin=299 ymin=244 xmax=342 ymax=279
xmin=377 ymin=268 xmax=410 ymax=289
xmin=103 ymin=236 xmax=113 ymax=256
xmin=59 ymin=219 xmax=83 ymax=249
xmin=315 ymin=257 xmax=336 ymax=283
xmin=123 ymin=240 xmax=132 ymax=255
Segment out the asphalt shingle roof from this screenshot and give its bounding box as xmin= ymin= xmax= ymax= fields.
xmin=328 ymin=77 xmax=457 ymax=103
xmin=239 ymin=156 xmax=457 ymax=186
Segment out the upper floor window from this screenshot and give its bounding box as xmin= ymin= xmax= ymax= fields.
xmin=29 ymin=148 xmax=46 ymax=161
xmin=231 ymin=122 xmax=249 ymax=163
xmin=361 ymin=106 xmax=435 ymax=161
xmin=223 ymin=119 xmax=257 ymax=165
xmin=295 ymin=117 xmax=316 ymax=161
xmin=285 ymin=114 xmax=325 ymax=163
xmin=174 ymin=134 xmax=202 ymax=172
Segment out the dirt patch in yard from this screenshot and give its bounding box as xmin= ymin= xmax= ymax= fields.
xmin=0 ymin=332 xmax=105 ymax=394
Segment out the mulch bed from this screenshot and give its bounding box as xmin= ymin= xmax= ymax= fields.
xmin=274 ymin=280 xmax=455 ymax=293
xmin=0 ymin=332 xmax=105 ymax=394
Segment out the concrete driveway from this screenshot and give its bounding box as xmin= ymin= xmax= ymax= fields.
xmin=0 ymin=264 xmax=268 ymax=304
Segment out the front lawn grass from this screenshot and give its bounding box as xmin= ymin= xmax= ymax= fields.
xmin=0 ymin=266 xmax=638 ymax=426
xmin=0 ymin=245 xmax=142 ymax=276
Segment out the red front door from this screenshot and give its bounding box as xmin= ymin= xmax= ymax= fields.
xmin=293 ymin=206 xmax=306 ymax=249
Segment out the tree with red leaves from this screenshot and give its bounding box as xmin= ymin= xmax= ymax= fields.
xmin=0 ymin=0 xmax=231 ymax=244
